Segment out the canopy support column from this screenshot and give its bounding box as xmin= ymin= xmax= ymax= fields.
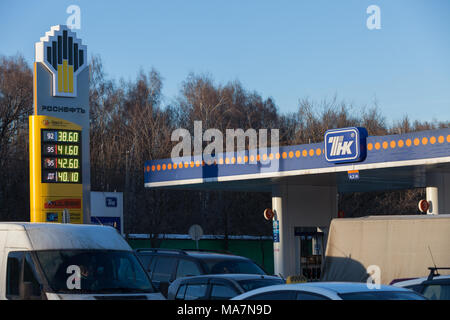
xmin=272 ymin=183 xmax=337 ymax=279
xmin=427 ymin=173 xmax=450 ymax=214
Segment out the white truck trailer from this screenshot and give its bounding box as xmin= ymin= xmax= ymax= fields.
xmin=321 ymin=215 xmax=450 ymax=285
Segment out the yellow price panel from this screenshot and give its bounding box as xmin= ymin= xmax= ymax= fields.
xmin=29 ymin=115 xmax=83 ymax=223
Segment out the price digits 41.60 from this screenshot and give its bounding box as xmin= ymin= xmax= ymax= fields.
xmin=44 ymin=144 xmax=79 ymax=156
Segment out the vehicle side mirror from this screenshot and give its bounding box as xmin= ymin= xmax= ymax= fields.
xmin=159 ymin=281 xmax=169 ymax=298
xmin=19 ymin=282 xmax=33 ymax=300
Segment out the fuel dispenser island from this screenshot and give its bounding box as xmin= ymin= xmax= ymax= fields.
xmin=294 ymin=227 xmax=325 ymax=281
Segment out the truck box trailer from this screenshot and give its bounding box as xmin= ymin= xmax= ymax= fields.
xmin=321 ymin=215 xmax=450 ymax=285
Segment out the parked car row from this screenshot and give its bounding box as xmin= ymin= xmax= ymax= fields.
xmin=134 ymin=248 xmax=267 ymax=295
xmin=134 ymin=247 xmax=439 ymax=301
xmin=0 ymin=222 xmax=445 ymax=300
xmin=164 ymin=274 xmax=425 ymax=300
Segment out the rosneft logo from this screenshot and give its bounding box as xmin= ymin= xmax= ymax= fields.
xmin=35 ymin=25 xmax=87 ymax=98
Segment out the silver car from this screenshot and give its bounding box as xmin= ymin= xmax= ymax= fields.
xmin=392 ymin=268 xmax=450 ymax=300
xmin=231 ymin=282 xmax=427 ymax=300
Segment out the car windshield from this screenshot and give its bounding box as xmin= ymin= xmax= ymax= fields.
xmin=237 ymin=278 xmax=285 ymax=292
xmin=203 ymin=258 xmax=266 ymax=275
xmin=339 ymin=291 xmax=426 ymax=300
xmin=35 ymin=250 xmax=155 ymax=294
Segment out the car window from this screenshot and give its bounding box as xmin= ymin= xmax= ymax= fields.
xmin=35 ymin=250 xmax=154 ymax=294
xmin=23 ymin=253 xmax=42 ymax=297
xmin=339 ymin=291 xmax=426 ymax=300
xmin=237 ymin=278 xmax=285 ymax=292
xmin=405 ymin=284 xmax=423 ymax=293
xmin=422 ymin=284 xmax=450 ymax=300
xmin=151 ymin=257 xmax=178 ymax=282
xmin=116 ymin=255 xmax=149 ymax=283
xmin=176 ymin=284 xmax=187 ymax=300
xmin=184 ymin=283 xmax=208 ymax=300
xmin=204 ymin=259 xmax=265 ymax=275
xmin=137 ymin=254 xmax=154 ymax=273
xmin=176 ymin=259 xmax=202 ymax=279
xmin=6 ymin=252 xmax=23 ymax=298
xmin=296 ymin=291 xmax=330 ymax=300
xmin=6 ymin=251 xmax=42 ymax=299
xmin=245 ymin=290 xmax=298 ymax=300
xmin=210 ymin=284 xmax=239 ymax=300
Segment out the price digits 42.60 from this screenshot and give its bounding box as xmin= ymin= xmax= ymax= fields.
xmin=43 ymin=158 xmax=79 ymax=169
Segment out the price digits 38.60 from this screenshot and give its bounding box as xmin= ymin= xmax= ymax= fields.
xmin=58 ymin=130 xmax=78 ymax=142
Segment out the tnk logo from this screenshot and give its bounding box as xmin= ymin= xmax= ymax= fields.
xmin=328 ymin=135 xmax=354 ymax=156
xmin=324 ymin=127 xmax=368 ymax=164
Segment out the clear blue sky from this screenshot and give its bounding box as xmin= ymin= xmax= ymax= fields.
xmin=1 ymin=0 xmax=449 ymax=124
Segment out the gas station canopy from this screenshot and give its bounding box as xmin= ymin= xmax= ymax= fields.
xmin=144 ymin=128 xmax=450 ymax=193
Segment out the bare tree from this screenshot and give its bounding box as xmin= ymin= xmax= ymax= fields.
xmin=0 ymin=55 xmax=33 ymax=220
xmin=1 ymin=52 xmax=446 ymax=233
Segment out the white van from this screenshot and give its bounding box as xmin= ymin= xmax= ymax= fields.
xmin=0 ymin=222 xmax=165 ymax=300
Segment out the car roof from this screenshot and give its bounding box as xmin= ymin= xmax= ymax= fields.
xmin=176 ymin=274 xmax=282 ymax=282
xmin=136 ymin=249 xmax=250 ymax=260
xmin=393 ymin=275 xmax=450 ymax=287
xmin=294 ymin=282 xmax=410 ymax=294
xmin=186 ymin=252 xmax=250 ymax=260
xmin=0 ymin=222 xmax=130 ymax=251
xmin=232 ymin=282 xmax=412 ymax=299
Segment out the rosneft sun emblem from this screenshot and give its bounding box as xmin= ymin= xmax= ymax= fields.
xmin=35 ymin=25 xmax=87 ymax=97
